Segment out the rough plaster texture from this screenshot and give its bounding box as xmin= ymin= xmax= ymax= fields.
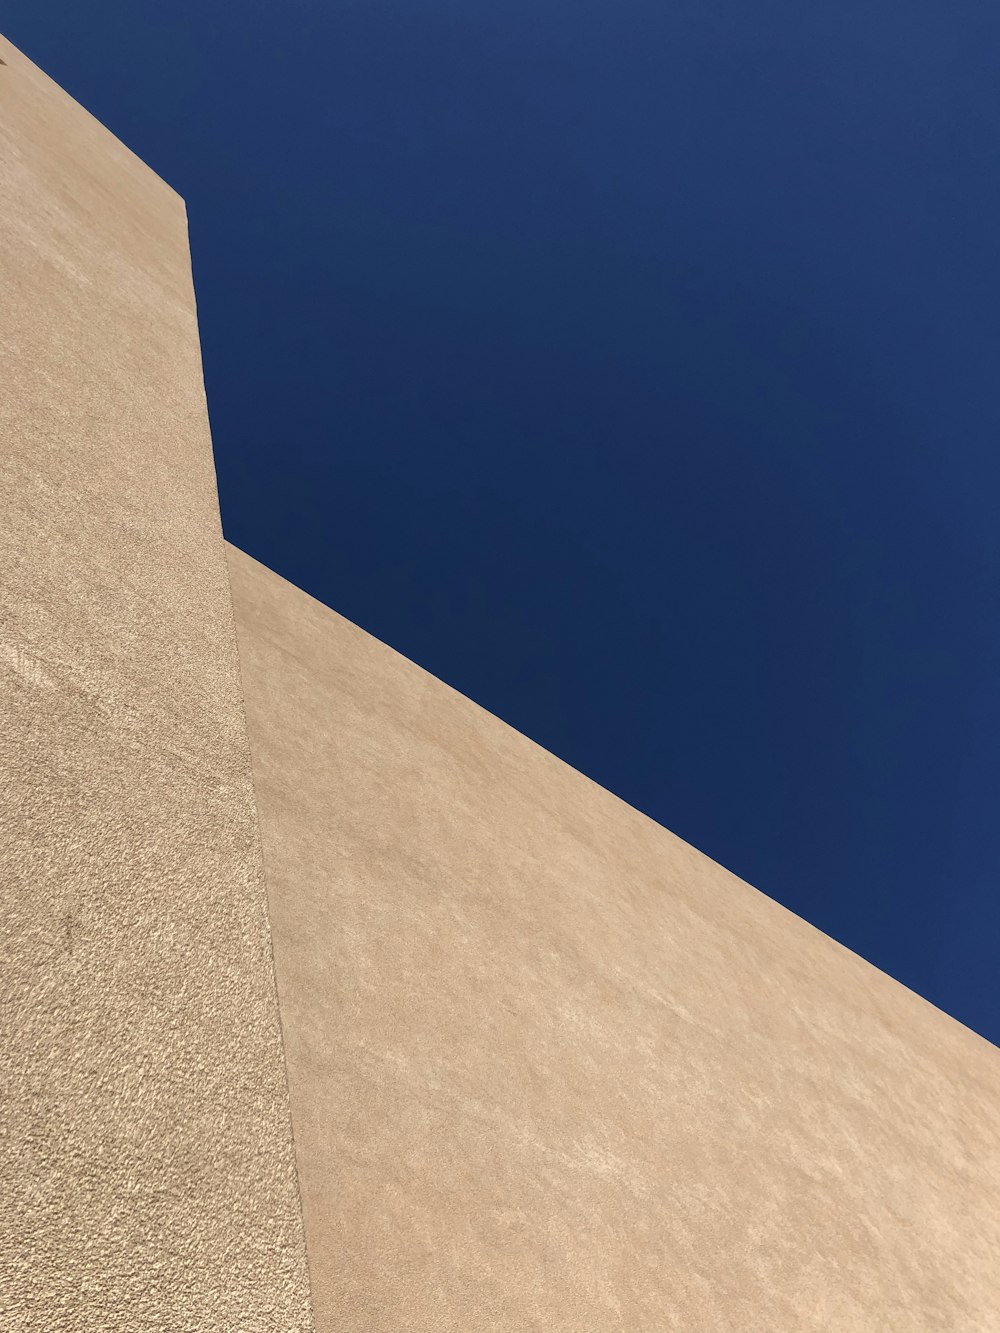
xmin=229 ymin=543 xmax=1000 ymax=1333
xmin=0 ymin=37 xmax=313 ymax=1331
xmin=4 ymin=27 xmax=999 ymax=1333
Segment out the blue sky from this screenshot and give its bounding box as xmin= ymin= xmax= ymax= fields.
xmin=8 ymin=1 xmax=999 ymax=1045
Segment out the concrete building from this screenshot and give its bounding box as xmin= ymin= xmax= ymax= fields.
xmin=2 ymin=32 xmax=999 ymax=1333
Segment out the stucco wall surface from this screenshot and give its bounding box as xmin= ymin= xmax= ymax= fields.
xmin=229 ymin=543 xmax=1000 ymax=1333
xmin=0 ymin=37 xmax=313 ymax=1332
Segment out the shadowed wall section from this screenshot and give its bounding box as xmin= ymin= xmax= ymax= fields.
xmin=0 ymin=37 xmax=313 ymax=1331
xmin=229 ymin=542 xmax=1000 ymax=1333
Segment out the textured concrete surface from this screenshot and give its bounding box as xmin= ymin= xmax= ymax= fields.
xmin=230 ymin=543 xmax=1000 ymax=1333
xmin=0 ymin=37 xmax=313 ymax=1331
xmin=5 ymin=25 xmax=999 ymax=1332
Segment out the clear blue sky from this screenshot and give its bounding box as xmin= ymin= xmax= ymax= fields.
xmin=7 ymin=1 xmax=998 ymax=1046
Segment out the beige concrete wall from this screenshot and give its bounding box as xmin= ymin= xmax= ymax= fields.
xmin=229 ymin=542 xmax=1000 ymax=1333
xmin=5 ymin=27 xmax=999 ymax=1332
xmin=0 ymin=37 xmax=313 ymax=1331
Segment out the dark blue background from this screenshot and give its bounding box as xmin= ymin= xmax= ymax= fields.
xmin=7 ymin=2 xmax=998 ymax=1045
